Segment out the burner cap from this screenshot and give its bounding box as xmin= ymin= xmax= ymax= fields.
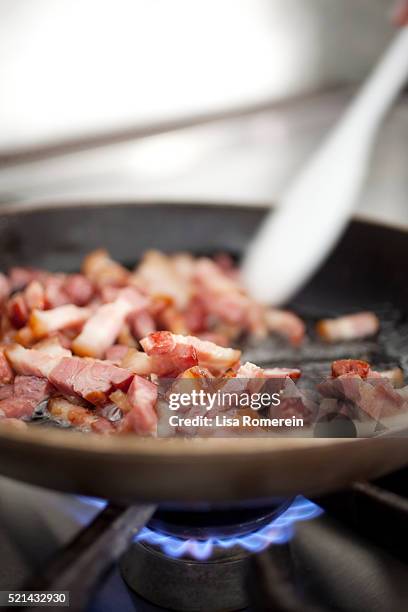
xmin=148 ymin=499 xmax=293 ymax=540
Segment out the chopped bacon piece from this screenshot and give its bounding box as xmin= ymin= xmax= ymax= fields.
xmin=14 ymin=375 xmax=52 ymax=403
xmin=43 ymin=275 xmax=69 ymax=309
xmin=119 ymin=376 xmax=157 ymax=435
xmin=7 ymin=294 xmax=28 ymax=329
xmin=33 ymin=336 xmax=72 ymax=358
xmin=0 ymin=375 xmax=52 ymax=420
xmin=49 ymin=357 xmax=133 ymax=405
xmin=72 ymin=288 xmax=147 ymax=358
xmin=30 ymin=305 xmax=91 ymax=338
xmin=14 ymin=326 xmax=34 ymax=347
xmin=120 ymin=348 xmax=153 ymax=376
xmin=133 ymin=250 xmax=191 ymax=309
xmin=183 ymin=296 xmax=207 ymax=333
xmin=48 ymin=397 xmax=113 ymax=433
xmin=263 ymin=367 xmax=301 ymax=380
xmin=5 ymin=344 xmax=62 ymax=378
xmin=82 ymin=249 xmax=129 ymax=287
xmin=158 ymin=306 xmax=188 ymax=335
xmin=0 ymin=385 xmax=13 ymax=400
xmin=0 ymin=349 xmax=13 ymax=384
xmin=110 ymin=389 xmax=131 ymax=413
xmin=332 ymin=359 xmax=370 ymax=378
xmin=0 ymin=274 xmax=10 ymax=303
xmin=195 ymin=258 xmax=251 ymax=326
xmin=105 ymin=345 xmax=130 ymax=364
xmin=233 ymin=361 xmax=265 ymax=394
xmin=129 ymin=310 xmax=156 ymax=340
xmin=264 ymin=309 xmax=305 ymax=346
xmin=317 ymin=312 xmax=379 ymax=342
xmin=141 ymin=331 xmax=240 ymax=375
xmin=24 ymin=281 xmax=45 ymax=311
xmin=0 ymin=397 xmax=37 ymax=419
xmin=63 ymin=274 xmax=94 ymax=306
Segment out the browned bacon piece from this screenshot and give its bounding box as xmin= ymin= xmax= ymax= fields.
xmin=331 ymin=359 xmax=370 ymax=378
xmin=141 ymin=331 xmax=241 ymax=375
xmin=48 ymin=397 xmax=113 ymax=433
xmin=317 ymin=312 xmax=379 ymax=342
xmin=7 ymin=294 xmax=28 ymax=329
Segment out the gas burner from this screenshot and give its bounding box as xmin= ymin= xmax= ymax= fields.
xmin=120 ymin=497 xmax=321 ymax=611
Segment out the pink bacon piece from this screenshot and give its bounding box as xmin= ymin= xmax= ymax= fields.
xmin=119 ymin=375 xmax=158 ymax=435
xmin=141 ymin=331 xmax=241 ymax=375
xmin=264 ymin=309 xmax=305 ymax=347
xmin=30 ymin=304 xmax=91 ymax=338
xmin=63 ymin=274 xmax=94 ymax=306
xmin=43 ymin=275 xmax=70 ymax=309
xmin=194 ymin=258 xmax=252 ymax=326
xmin=0 ymin=375 xmax=52 ymax=419
xmin=5 ymin=344 xmax=65 ymax=378
xmin=105 ymin=344 xmax=130 ymax=364
xmin=49 ymin=357 xmax=133 ymax=405
xmin=129 ymin=310 xmax=156 ymax=340
xmin=72 ymin=288 xmax=147 ymax=359
xmin=317 ymin=312 xmax=379 ymax=342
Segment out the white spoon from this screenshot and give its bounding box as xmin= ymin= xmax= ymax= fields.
xmin=242 ymin=27 xmax=408 ymax=305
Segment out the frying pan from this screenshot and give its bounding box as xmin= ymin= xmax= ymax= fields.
xmin=0 ymin=201 xmax=407 ymax=505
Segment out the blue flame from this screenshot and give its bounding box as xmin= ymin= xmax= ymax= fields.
xmin=135 ymin=496 xmax=322 ymax=560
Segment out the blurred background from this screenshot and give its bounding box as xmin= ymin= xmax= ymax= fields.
xmin=0 ymin=0 xmax=407 ymax=224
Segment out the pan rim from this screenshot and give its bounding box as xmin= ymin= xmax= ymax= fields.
xmin=0 ymin=197 xmax=408 ymax=234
